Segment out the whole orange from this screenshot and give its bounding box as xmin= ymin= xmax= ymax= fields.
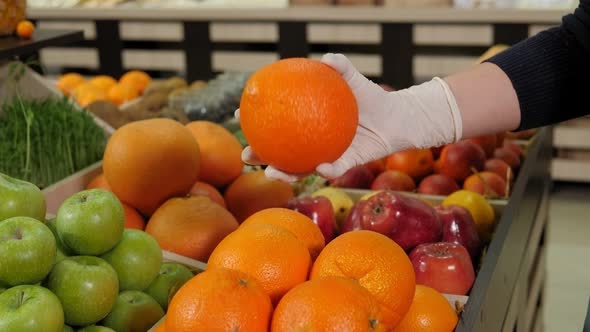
xmin=310 ymin=230 xmax=416 ymax=328
xmin=386 ymin=148 xmax=434 ymax=180
xmin=123 ymin=204 xmax=145 ymax=230
xmin=208 ymin=222 xmax=311 ymax=305
xmin=239 ymin=58 xmax=358 ymax=174
xmin=119 ymin=70 xmax=151 ymax=94
xmin=189 ymin=181 xmax=226 ymax=208
xmin=240 ymin=207 xmax=325 ymax=260
xmin=393 ymin=285 xmax=458 ymax=332
xmin=56 ymin=73 xmax=86 ymax=96
xmin=145 ymin=195 xmax=238 ymax=261
xmin=89 ymin=75 xmax=117 ymax=93
xmin=271 ymin=276 xmax=389 ymax=332
xmin=166 ymin=267 xmax=272 ymax=332
xmin=224 ymin=170 xmax=294 ymax=223
xmin=102 ymin=118 xmax=201 ymax=216
xmin=185 ymin=121 xmax=244 ymax=188
xmin=16 ymin=20 xmax=35 ymax=39
xmin=108 ymin=83 xmax=140 ymax=106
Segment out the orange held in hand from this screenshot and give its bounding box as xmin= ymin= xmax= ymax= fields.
xmin=310 ymin=230 xmax=416 ymax=328
xmin=166 ymin=268 xmax=273 ymax=332
xmin=16 ymin=20 xmax=35 ymax=39
xmin=271 ymin=276 xmax=390 ymax=332
xmin=208 ymin=222 xmax=311 ymax=305
xmin=393 ymin=285 xmax=458 ymax=332
xmin=239 ymin=57 xmax=358 ymax=174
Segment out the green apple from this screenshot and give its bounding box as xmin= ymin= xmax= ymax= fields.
xmin=46 ymin=256 xmax=119 ymax=327
xmin=0 ymin=284 xmax=64 ymax=332
xmin=45 ymin=217 xmax=74 ymax=263
xmin=101 ymin=229 xmax=162 ymax=291
xmin=0 ymin=172 xmax=46 ymax=222
xmin=62 ymin=325 xmax=74 ymax=332
xmin=77 ymin=326 xmax=116 ymax=332
xmin=101 ymin=290 xmax=164 ymax=332
xmin=0 ymin=216 xmax=56 ymax=286
xmin=56 ymin=189 xmax=124 ymax=256
xmin=146 ymin=262 xmax=194 ymax=310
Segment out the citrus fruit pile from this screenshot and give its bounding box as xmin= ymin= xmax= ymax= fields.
xmin=161 ymin=220 xmax=458 ymax=332
xmin=56 ymin=70 xmax=151 ymax=107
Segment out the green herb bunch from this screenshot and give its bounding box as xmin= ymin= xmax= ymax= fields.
xmin=0 ymin=62 xmax=107 ymax=189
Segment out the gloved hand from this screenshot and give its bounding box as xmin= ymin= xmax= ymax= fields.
xmin=238 ymin=53 xmax=463 ymax=182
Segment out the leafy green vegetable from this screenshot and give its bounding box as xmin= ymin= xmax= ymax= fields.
xmin=0 ymin=95 xmax=107 ymax=189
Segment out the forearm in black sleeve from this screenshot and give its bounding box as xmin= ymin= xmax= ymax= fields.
xmin=485 ymin=0 xmax=590 ymax=131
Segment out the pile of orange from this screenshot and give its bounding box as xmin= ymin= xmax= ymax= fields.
xmin=84 ymin=117 xmax=296 ymax=262
xmin=55 ymin=70 xmax=152 ymax=107
xmin=162 ymin=225 xmax=458 ymax=331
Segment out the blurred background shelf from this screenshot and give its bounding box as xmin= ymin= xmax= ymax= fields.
xmin=0 ymin=29 xmax=83 ymax=60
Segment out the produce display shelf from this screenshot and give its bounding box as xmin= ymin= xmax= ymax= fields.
xmin=0 ymin=29 xmax=84 ymax=60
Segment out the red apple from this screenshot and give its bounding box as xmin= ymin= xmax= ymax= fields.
xmin=493 ymin=147 xmax=521 ymax=170
xmin=341 ymin=190 xmax=442 ymax=252
xmin=463 ymin=171 xmax=507 ymax=197
xmin=434 ymin=141 xmax=486 ymax=182
xmin=467 ymin=135 xmax=497 ymax=158
xmin=417 ymin=174 xmax=460 ymax=196
xmin=364 ymin=159 xmax=386 ymax=177
xmin=503 ymin=140 xmax=524 ymax=158
xmin=409 ymin=242 xmax=475 ymax=295
xmin=434 ymin=205 xmax=481 ymax=259
xmin=329 ymin=165 xmax=375 ymax=189
xmin=484 ymin=158 xmax=513 ymax=183
xmin=285 ymin=196 xmax=336 ymax=243
xmin=371 ymin=170 xmax=416 ymax=192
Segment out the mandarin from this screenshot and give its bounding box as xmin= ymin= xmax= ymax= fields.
xmin=185 ymin=121 xmax=244 ymax=188
xmin=224 ymin=170 xmax=294 ymax=223
xmin=240 ymin=207 xmax=325 ymax=260
xmin=56 ymin=73 xmax=86 ymax=96
xmin=119 ymin=70 xmax=151 ymax=94
xmin=208 ymin=222 xmax=311 ymax=305
xmin=89 ymin=75 xmax=117 ymax=93
xmin=123 ymin=204 xmax=145 ymax=230
xmin=386 ymin=148 xmax=434 ymax=180
xmin=166 ymin=268 xmax=272 ymax=332
xmin=102 ymin=118 xmax=200 ymax=216
xmin=272 ymin=276 xmax=389 ymax=332
xmin=145 ymin=195 xmax=238 ymax=261
xmin=108 ymin=83 xmax=139 ymax=106
xmin=239 ymin=57 xmax=358 ymax=174
xmin=189 ymin=181 xmax=226 ymax=208
xmin=310 ymin=230 xmax=416 ymax=328
xmin=393 ymin=285 xmax=458 ymax=332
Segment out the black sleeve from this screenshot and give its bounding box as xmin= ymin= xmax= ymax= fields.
xmin=485 ymin=0 xmax=590 ymax=131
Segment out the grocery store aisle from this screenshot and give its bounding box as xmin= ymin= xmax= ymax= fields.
xmin=544 ymin=182 xmax=590 ymax=332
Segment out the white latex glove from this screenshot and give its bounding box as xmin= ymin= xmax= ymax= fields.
xmin=238 ymin=53 xmax=463 ymax=182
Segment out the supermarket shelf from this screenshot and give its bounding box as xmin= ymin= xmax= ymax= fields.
xmin=0 ymin=29 xmax=84 ymax=60
xmin=553 ymin=126 xmax=590 ymax=149
xmin=28 ymin=6 xmax=568 ymax=23
xmin=551 ymin=159 xmax=590 ymax=183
